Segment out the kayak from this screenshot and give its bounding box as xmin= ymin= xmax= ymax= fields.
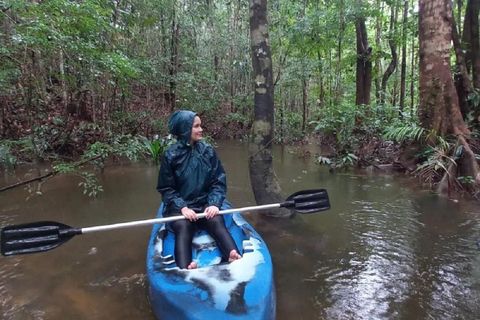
xmin=146 ymin=202 xmax=276 ymax=320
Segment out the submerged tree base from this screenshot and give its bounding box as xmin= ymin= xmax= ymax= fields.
xmin=249 ymin=159 xmax=293 ymax=218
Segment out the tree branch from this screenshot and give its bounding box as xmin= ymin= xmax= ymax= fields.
xmin=0 ymin=154 xmax=103 ymax=193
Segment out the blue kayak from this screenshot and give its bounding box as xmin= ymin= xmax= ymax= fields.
xmin=146 ymin=202 xmax=276 ymax=320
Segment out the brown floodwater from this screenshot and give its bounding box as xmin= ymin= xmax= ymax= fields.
xmin=1 ymin=141 xmax=479 ymax=320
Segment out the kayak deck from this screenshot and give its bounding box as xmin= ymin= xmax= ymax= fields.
xmin=146 ymin=204 xmax=276 ymax=320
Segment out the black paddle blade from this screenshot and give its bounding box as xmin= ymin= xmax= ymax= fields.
xmin=1 ymin=221 xmax=80 ymax=256
xmin=280 ymin=189 xmax=330 ymax=214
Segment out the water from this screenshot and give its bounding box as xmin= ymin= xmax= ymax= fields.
xmin=1 ymin=141 xmax=479 ymax=320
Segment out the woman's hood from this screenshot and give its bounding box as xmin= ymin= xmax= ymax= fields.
xmin=168 ymin=110 xmax=197 ymax=144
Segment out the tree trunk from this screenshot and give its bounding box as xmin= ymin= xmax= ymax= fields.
xmin=457 ymin=0 xmax=463 ymax=37
xmin=452 ymin=13 xmax=473 ymax=118
xmin=469 ymin=0 xmax=480 ymax=89
xmin=399 ymin=0 xmax=408 ymax=114
xmin=462 ymin=0 xmax=473 ymax=72
xmin=410 ymin=0 xmax=416 ymax=113
xmin=418 ymin=0 xmax=480 ymax=192
xmin=59 ymin=49 xmax=67 ymax=110
xmin=207 ymin=0 xmax=219 ymax=83
xmin=302 ymin=78 xmax=308 ymax=134
xmin=318 ymin=51 xmax=325 ymax=108
xmin=380 ymin=3 xmax=398 ymax=106
xmin=392 ymin=62 xmax=399 ymax=107
xmin=169 ymin=1 xmax=179 ymax=112
xmin=355 ymin=0 xmax=373 ymax=106
xmin=374 ymin=0 xmax=383 ymax=104
xmin=248 ymin=0 xmax=292 ymax=218
xmin=335 ymin=0 xmax=345 ymax=104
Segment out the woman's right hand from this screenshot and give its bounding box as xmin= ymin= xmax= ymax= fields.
xmin=181 ymin=207 xmax=198 ymax=221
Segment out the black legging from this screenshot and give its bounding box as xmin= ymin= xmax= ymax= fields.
xmin=170 ymin=215 xmax=239 ymax=269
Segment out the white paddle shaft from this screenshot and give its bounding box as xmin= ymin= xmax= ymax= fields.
xmin=81 ymin=203 xmax=281 ymax=234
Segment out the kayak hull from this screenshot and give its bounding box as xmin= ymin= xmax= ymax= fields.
xmin=146 ymin=203 xmax=276 ymax=320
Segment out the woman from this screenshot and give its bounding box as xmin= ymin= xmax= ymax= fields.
xmin=157 ymin=110 xmax=242 ymax=269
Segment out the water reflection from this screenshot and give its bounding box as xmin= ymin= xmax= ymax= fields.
xmin=0 ymin=141 xmax=479 ymax=320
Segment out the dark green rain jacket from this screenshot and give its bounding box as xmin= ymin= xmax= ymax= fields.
xmin=157 ymin=110 xmax=227 ymax=216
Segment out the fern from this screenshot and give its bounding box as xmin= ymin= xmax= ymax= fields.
xmin=414 ymin=143 xmax=455 ymax=186
xmin=383 ymin=125 xmax=426 ymax=143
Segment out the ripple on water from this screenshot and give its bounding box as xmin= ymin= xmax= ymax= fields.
xmin=311 ymin=197 xmax=420 ymax=319
xmin=88 ymin=273 xmax=146 ymax=293
xmin=310 ymin=195 xmax=480 ymax=320
xmin=0 ymin=213 xmax=19 ymax=228
xmin=0 ymin=256 xmax=32 ymax=320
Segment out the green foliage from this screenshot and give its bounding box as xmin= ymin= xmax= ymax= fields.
xmin=315 ymin=153 xmax=358 ymax=171
xmin=141 ymin=135 xmax=175 ymax=165
xmin=53 ymin=163 xmax=75 ymax=174
xmin=413 ymin=138 xmax=453 ymax=186
xmin=457 ymin=176 xmax=475 ymax=185
xmin=78 ymin=172 xmax=103 ymax=197
xmin=468 ymin=88 xmax=480 ymax=108
xmin=0 ymin=144 xmax=17 ymax=168
xmin=383 ymin=125 xmax=426 ymax=143
xmin=310 ymin=102 xmax=359 ymax=144
xmin=275 ymin=110 xmax=305 ymax=142
xmin=309 ymin=102 xmax=403 ymax=151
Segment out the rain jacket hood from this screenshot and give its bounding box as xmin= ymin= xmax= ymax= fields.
xmin=157 ymin=111 xmax=227 ymax=216
xmin=168 ymin=110 xmax=197 ymax=144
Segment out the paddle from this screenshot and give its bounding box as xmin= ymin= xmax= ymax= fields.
xmin=1 ymin=189 xmax=329 ymax=257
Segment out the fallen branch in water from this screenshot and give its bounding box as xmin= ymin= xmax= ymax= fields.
xmin=0 ymin=154 xmax=103 ymax=193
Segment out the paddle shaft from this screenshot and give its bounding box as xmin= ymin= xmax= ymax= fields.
xmin=81 ymin=203 xmax=281 ymax=234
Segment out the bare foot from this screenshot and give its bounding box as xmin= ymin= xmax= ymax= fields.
xmin=228 ymin=250 xmax=242 ymax=262
xmin=187 ymin=261 xmax=197 ymax=269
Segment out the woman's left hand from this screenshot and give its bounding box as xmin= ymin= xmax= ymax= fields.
xmin=205 ymin=206 xmax=219 ymax=219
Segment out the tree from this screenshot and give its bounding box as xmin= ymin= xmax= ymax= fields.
xmin=418 ymin=0 xmax=479 ymax=192
xmin=380 ymin=0 xmax=398 ymax=106
xmin=248 ymin=0 xmax=291 ymax=218
xmin=467 ymin=0 xmax=480 ymax=89
xmin=399 ymin=0 xmax=409 ymax=113
xmin=355 ymin=0 xmax=372 ymax=106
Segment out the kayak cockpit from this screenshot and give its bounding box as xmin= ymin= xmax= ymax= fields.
xmin=152 ymin=214 xmax=257 ymax=269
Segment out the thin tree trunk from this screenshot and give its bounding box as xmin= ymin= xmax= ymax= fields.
xmin=160 ymin=6 xmax=168 ymax=73
xmin=469 ymin=0 xmax=480 ymax=89
xmin=381 ymin=2 xmax=398 ymax=106
xmin=400 ymin=0 xmax=408 ymax=114
xmin=317 ymin=51 xmax=325 ymax=108
xmin=410 ymin=19 xmax=415 ymax=113
xmin=206 ymin=0 xmax=218 ymax=83
xmin=302 ymin=78 xmax=308 ymax=134
xmin=229 ymin=0 xmax=236 ymax=103
xmin=392 ymin=64 xmax=399 ymax=106
xmin=452 ymin=12 xmax=473 ymax=118
xmin=375 ymin=0 xmax=383 ymax=104
xmin=59 ymin=49 xmax=67 ymax=110
xmin=457 ymin=0 xmax=463 ymax=37
xmin=335 ymin=0 xmax=345 ymax=103
xmin=169 ymin=1 xmax=179 ymax=111
xmin=248 ymin=0 xmax=291 ymax=218
xmin=462 ymin=0 xmax=473 ymax=72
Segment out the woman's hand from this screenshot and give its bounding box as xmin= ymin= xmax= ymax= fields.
xmin=181 ymin=207 xmax=198 ymax=221
xmin=205 ymin=206 xmax=219 ymax=219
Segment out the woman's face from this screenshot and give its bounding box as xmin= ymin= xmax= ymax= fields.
xmin=190 ymin=116 xmax=203 ymax=144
